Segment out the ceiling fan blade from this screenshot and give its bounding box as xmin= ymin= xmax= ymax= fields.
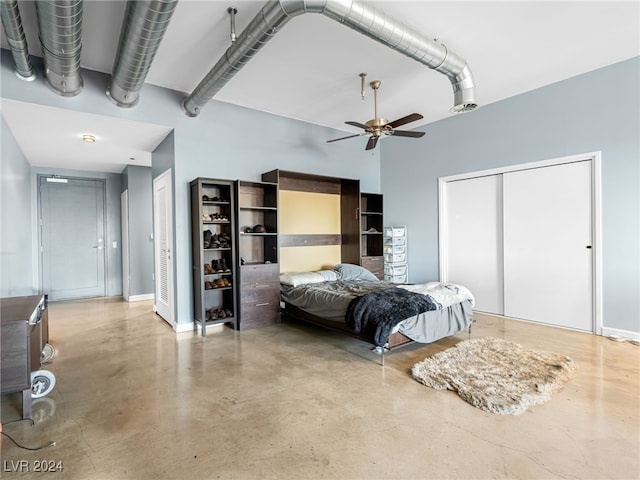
xmin=327 ymin=133 xmax=366 ymax=143
xmin=387 ymin=113 xmax=423 ymax=129
xmin=345 ymin=121 xmax=368 ymax=130
xmin=391 ymin=130 xmax=426 ymax=138
xmin=365 ymin=136 xmax=379 ymax=150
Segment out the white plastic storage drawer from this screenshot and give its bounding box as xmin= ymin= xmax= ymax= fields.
xmin=384 ymin=252 xmax=406 ymax=263
xmin=384 ymin=264 xmax=407 ymax=276
xmin=385 ymin=274 xmax=408 ymax=284
xmin=384 ymin=226 xmax=406 ymax=237
xmin=384 ymin=236 xmax=406 ymax=246
xmin=383 ymin=244 xmax=406 ymax=254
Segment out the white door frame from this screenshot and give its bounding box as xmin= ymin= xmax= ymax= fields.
xmin=121 ymin=190 xmax=130 ymax=301
xmin=153 ymin=168 xmax=175 ymax=327
xmin=438 ymin=151 xmax=602 ymax=335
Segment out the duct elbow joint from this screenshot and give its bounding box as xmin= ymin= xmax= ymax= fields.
xmin=182 ymin=98 xmax=201 ymax=118
xmin=449 ymin=63 xmax=478 ymax=113
xmin=107 ymin=83 xmax=140 ymax=108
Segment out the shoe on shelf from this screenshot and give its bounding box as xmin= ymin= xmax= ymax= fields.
xmin=210 ymin=234 xmax=221 ymax=249
xmin=219 ymin=258 xmax=231 ymax=272
xmin=211 ymin=260 xmax=219 ymax=272
xmin=204 ymin=263 xmax=213 ymax=275
xmin=215 ymin=278 xmax=226 ymax=288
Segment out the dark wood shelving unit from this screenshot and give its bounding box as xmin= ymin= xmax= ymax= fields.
xmin=235 ymin=179 xmax=280 ymax=330
xmin=190 ymin=178 xmax=237 ymax=336
xmin=360 ymin=192 xmax=384 ymax=279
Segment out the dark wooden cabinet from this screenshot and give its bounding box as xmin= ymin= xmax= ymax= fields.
xmin=1 ymin=294 xmax=48 ymax=419
xmin=262 ymin=169 xmax=362 ymax=265
xmin=360 ymin=192 xmax=384 ymax=279
xmin=238 ymin=263 xmax=280 ymax=330
xmin=260 ymin=169 xmax=383 ymax=278
xmin=235 ymin=180 xmax=280 ymax=330
xmin=190 ymin=178 xmax=238 ymax=336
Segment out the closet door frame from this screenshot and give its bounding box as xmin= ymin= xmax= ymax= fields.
xmin=438 ymin=151 xmax=602 ymax=335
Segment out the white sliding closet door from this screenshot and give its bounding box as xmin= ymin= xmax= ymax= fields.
xmin=503 ymin=161 xmax=592 ymax=331
xmin=443 ymin=175 xmax=504 ymax=314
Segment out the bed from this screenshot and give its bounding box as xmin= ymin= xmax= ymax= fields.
xmin=280 ymin=263 xmax=475 ymax=353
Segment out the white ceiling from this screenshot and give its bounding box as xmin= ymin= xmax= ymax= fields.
xmin=1 ymin=0 xmax=639 ymax=173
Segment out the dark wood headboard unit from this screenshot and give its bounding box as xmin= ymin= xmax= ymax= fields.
xmin=262 ymin=169 xmax=361 ymax=266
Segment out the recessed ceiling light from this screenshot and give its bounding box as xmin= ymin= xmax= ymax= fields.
xmin=82 ymin=134 xmax=96 ymax=143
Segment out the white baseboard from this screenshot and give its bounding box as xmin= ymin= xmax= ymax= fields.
xmin=174 ymin=322 xmax=195 ymax=333
xmin=602 ymin=327 xmax=640 ymax=342
xmin=127 ymin=294 xmax=154 ymax=302
xmin=154 ymin=312 xmax=194 ymax=333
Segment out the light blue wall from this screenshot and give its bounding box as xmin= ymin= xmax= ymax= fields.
xmin=381 ymin=57 xmax=640 ymax=333
xmin=1 ymin=51 xmax=381 ymax=326
xmin=1 ymin=117 xmax=34 ymax=296
xmin=122 ymin=165 xmax=154 ymax=297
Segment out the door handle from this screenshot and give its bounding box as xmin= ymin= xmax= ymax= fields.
xmin=586 ymin=246 xmax=592 ymax=249
xmin=92 ymin=245 xmax=103 ymax=249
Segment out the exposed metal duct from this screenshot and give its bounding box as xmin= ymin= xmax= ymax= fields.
xmin=0 ymin=0 xmax=36 ymax=81
xmin=35 ymin=0 xmax=84 ymax=96
xmin=183 ymin=0 xmax=478 ymax=117
xmin=107 ymin=0 xmax=178 ymax=108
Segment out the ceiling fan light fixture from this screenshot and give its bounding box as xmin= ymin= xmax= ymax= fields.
xmin=327 ymin=79 xmax=426 ymax=150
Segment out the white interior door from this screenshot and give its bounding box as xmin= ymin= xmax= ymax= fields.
xmin=153 ymin=170 xmax=174 ymax=324
xmin=503 ymin=161 xmax=593 ymax=331
xmin=121 ymin=190 xmax=130 ymax=301
xmin=442 ymin=174 xmax=504 ymax=314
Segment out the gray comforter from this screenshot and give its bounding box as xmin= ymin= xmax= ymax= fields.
xmin=280 ymin=280 xmax=395 ymax=322
xmin=281 ymin=279 xmax=476 ymax=346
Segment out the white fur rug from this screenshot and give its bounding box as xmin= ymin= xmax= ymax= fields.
xmin=411 ymin=337 xmax=576 ymax=415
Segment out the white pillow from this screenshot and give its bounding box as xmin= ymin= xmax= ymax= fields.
xmin=315 ymin=269 xmax=338 ymax=282
xmin=279 ymin=271 xmax=325 ymax=287
xmin=334 ymin=263 xmax=379 ymax=282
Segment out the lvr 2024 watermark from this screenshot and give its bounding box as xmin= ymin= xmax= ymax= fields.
xmin=3 ymin=460 xmax=63 ymax=473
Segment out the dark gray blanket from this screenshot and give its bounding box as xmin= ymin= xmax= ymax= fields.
xmin=345 ymin=287 xmax=438 ymax=346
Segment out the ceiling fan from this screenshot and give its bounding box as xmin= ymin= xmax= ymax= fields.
xmin=327 ymin=75 xmax=426 ymax=150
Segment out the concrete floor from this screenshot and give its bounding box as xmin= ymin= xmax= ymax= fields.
xmin=1 ymin=297 xmax=638 ymax=479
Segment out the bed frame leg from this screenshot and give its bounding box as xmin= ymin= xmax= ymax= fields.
xmin=371 ymin=345 xmax=386 ymax=366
